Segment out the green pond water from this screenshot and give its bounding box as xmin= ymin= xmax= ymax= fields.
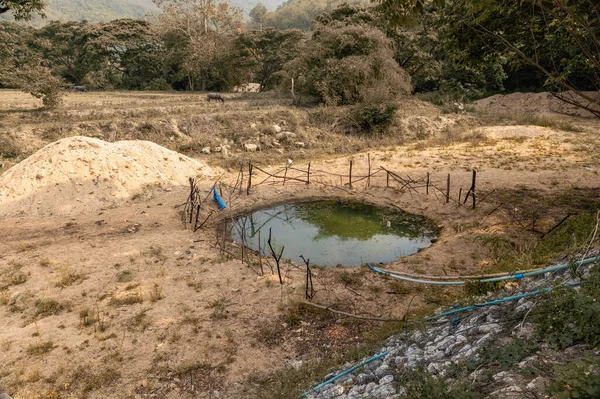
xmin=231 ymin=200 xmax=438 ymax=267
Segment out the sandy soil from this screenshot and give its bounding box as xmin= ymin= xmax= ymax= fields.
xmin=1 ymin=90 xmax=599 ymax=398
xmin=0 ymin=136 xmax=217 ymax=217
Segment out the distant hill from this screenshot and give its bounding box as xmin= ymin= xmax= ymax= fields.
xmin=1 ymin=0 xmax=283 ymax=24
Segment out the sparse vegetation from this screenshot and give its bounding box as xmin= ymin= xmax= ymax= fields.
xmin=55 ymin=267 xmax=86 ymax=288
xmin=149 ymin=283 xmax=163 ymax=302
xmin=109 ymin=293 xmax=143 ymax=307
xmin=26 ymin=341 xmax=55 ymax=356
xmin=116 ymin=270 xmax=133 ymax=283
xmin=34 ymin=298 xmax=66 ymax=318
xmin=208 ymin=298 xmax=230 ymax=320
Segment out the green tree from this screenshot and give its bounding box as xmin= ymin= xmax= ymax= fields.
xmin=0 ymin=21 xmax=64 ymax=108
xmin=378 ymin=0 xmax=600 ymax=117
xmin=248 ymin=2 xmax=267 ymax=29
xmin=36 ymin=21 xmax=104 ymax=85
xmin=154 ymin=0 xmax=243 ymax=91
xmin=0 ymin=0 xmax=45 ymax=20
xmin=234 ymin=28 xmax=305 ymax=90
xmin=87 ymin=19 xmax=168 ymax=90
xmin=264 ymin=0 xmax=332 ymax=31
xmin=7 ymin=63 xmax=64 ymax=108
xmin=285 ymin=21 xmax=411 ymax=105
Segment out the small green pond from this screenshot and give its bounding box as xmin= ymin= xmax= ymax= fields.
xmin=230 ymin=200 xmax=438 ymax=267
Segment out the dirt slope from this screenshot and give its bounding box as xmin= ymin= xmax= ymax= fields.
xmin=475 ymin=91 xmax=600 ymax=117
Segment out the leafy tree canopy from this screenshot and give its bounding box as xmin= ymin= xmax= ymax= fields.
xmin=234 ymin=27 xmax=305 ymax=89
xmin=285 ymin=19 xmax=411 ymax=104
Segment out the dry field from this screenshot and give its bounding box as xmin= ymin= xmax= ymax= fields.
xmin=0 ymin=90 xmax=599 ymax=399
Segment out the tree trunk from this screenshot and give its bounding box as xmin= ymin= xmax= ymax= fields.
xmin=188 ymin=74 xmax=194 ymax=91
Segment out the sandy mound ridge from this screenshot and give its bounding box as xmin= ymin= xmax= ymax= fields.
xmin=0 ymin=136 xmax=216 ymax=217
xmin=476 ymin=91 xmax=600 ymax=117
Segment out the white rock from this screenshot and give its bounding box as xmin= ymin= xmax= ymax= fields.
xmin=201 ymin=147 xmax=211 ymax=154
xmin=273 ymin=124 xmax=282 ymax=133
xmin=526 ymin=376 xmax=548 ymax=391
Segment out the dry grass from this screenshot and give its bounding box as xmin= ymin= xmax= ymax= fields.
xmin=26 ymin=341 xmax=55 ymax=356
xmin=109 ymin=292 xmax=143 ymax=307
xmin=55 ymin=267 xmax=86 ymax=288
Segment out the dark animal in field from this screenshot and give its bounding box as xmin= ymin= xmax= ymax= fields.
xmin=72 ymin=85 xmax=88 ymax=92
xmin=207 ymin=93 xmax=225 ymax=103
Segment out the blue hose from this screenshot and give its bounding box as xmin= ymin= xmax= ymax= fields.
xmin=480 ymin=257 xmax=598 ymax=282
xmin=298 ymin=351 xmax=388 ymax=398
xmin=213 ymin=187 xmax=227 ymax=210
xmin=425 ymin=281 xmax=581 ymax=321
xmin=368 ymin=256 xmax=598 ymax=286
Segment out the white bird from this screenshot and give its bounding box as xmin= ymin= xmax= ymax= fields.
xmin=287 ymin=159 xmax=293 ymax=167
xmin=386 ymin=220 xmax=391 ymax=229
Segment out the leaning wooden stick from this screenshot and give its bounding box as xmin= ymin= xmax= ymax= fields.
xmin=267 ymin=227 xmax=284 ymax=285
xmin=300 ymin=255 xmax=314 ymax=299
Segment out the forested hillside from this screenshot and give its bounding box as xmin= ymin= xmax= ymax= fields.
xmin=0 ymin=0 xmax=283 ymax=23
xmin=0 ymin=0 xmax=158 ymax=23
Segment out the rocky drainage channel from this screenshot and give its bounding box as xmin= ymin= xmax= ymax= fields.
xmin=304 ymin=261 xmax=596 ymax=399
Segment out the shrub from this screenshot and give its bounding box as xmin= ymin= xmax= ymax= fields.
xmin=7 ymin=64 xmax=64 ymax=109
xmin=396 ymin=367 xmax=480 ymax=399
xmin=350 ymin=101 xmax=397 ymax=133
xmin=34 ymin=298 xmax=65 ymax=318
xmin=533 ymin=263 xmax=600 ymax=349
xmin=548 ymin=353 xmax=600 ymax=399
xmin=477 ymin=338 xmax=539 ymax=371
xmin=285 ymin=23 xmax=411 ymax=106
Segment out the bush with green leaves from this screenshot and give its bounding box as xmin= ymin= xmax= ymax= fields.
xmin=533 ymin=263 xmax=600 ymax=349
xmin=396 ymin=367 xmax=480 ymax=399
xmin=285 ymin=22 xmax=411 ymax=106
xmin=8 ymin=64 xmax=64 ymax=109
xmin=548 ymin=353 xmax=600 ymax=399
xmin=350 ymin=100 xmax=398 ymax=133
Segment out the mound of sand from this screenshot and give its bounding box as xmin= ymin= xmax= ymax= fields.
xmin=0 ymin=136 xmax=217 ymax=217
xmin=476 ymin=91 xmax=600 ymax=117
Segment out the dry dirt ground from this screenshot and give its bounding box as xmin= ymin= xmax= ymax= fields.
xmin=0 ymin=90 xmax=599 ymax=399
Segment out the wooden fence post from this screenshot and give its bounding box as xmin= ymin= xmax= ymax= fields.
xmin=307 ymin=162 xmax=311 ymax=185
xmin=349 ymin=160 xmax=353 ymax=189
xmin=472 ymin=170 xmax=477 ymax=209
xmin=463 ymin=169 xmax=477 ymax=209
xmin=426 ymin=172 xmax=429 ymax=195
xmin=367 ymin=153 xmax=371 ymax=188
xmin=246 ymin=162 xmax=253 ymax=195
xmin=446 ymin=174 xmax=450 ymax=203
